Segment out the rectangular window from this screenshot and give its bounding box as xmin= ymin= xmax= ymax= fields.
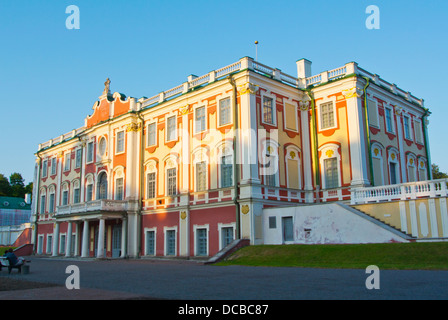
xmin=75 ymin=149 xmax=82 ymax=168
xmin=60 ymin=235 xmax=66 ymax=254
xmin=414 ymin=120 xmax=423 ymax=144
xmin=115 ymin=178 xmax=124 ymax=200
xmin=195 ymin=106 xmax=206 ymax=133
xmin=385 ymin=108 xmax=394 ymax=132
xmin=166 ymin=230 xmax=176 ymax=256
xmin=87 ymin=142 xmax=94 ymax=163
xmin=73 ymin=188 xmax=80 ymax=203
xmin=320 ymin=102 xmax=335 ymax=130
xmin=196 ymin=161 xmax=206 ymax=191
xmin=42 ymin=160 xmax=48 ymax=178
xmin=47 ymin=235 xmax=52 ymax=255
xmin=147 ymin=172 xmax=156 ymax=199
xmin=147 ymin=123 xmax=156 ymax=147
xmin=146 ymin=230 xmax=155 ymax=255
xmin=403 ymin=116 xmax=411 ymax=140
xmin=221 ymin=155 xmax=233 ymax=188
xmin=167 ymin=168 xmax=177 ymax=196
xmin=167 ymin=116 xmax=176 ymax=141
xmin=86 ymin=184 xmax=93 ymax=202
xmin=40 ymin=195 xmax=46 ymax=213
xmin=269 ymin=216 xmax=277 ymax=229
xmin=196 ymin=228 xmax=208 ymax=256
xmin=116 ymin=131 xmax=125 ymax=153
xmin=219 ymin=98 xmax=231 ymax=126
xmin=324 ymin=158 xmax=338 ymax=189
xmin=51 ymin=158 xmax=57 ymax=175
xmin=49 ymin=193 xmax=55 ymax=213
xmin=64 ymin=153 xmax=70 ymax=172
xmin=62 ymin=190 xmax=68 ymax=206
xmin=262 ymin=96 xmax=274 ymax=124
xmin=390 ymin=162 xmax=398 ymax=185
xmin=221 ymin=227 xmax=234 ymax=248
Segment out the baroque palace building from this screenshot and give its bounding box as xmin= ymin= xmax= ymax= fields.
xmin=31 ymin=56 xmax=438 ymax=259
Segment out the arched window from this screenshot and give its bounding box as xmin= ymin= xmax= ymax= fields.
xmin=319 ymin=144 xmax=341 ymax=189
xmin=97 ymin=172 xmax=108 ymax=200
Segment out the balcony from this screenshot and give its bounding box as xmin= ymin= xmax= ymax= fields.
xmin=351 ymin=179 xmax=448 ymax=205
xmin=56 ymin=199 xmax=139 ymax=216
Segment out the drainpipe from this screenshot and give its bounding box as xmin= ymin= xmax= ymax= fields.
xmin=361 ymin=76 xmax=374 ymax=186
xmin=422 ymin=108 xmax=432 ymax=180
xmin=228 ymin=75 xmax=241 ymax=239
xmin=305 ymin=89 xmax=320 ymax=203
xmin=137 ymin=110 xmax=145 ymax=258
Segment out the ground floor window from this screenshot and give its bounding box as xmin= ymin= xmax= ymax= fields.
xmin=146 ymin=230 xmax=155 ymax=256
xmin=196 ymin=228 xmax=208 ymax=256
xmin=282 ymin=216 xmax=294 ymax=243
xmin=166 ymin=229 xmax=176 ymax=256
xmin=221 ymin=227 xmax=234 ymax=249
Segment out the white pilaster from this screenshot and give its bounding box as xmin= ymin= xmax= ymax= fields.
xmin=121 ymin=217 xmax=128 ymax=258
xmin=97 ymin=218 xmax=105 ymax=258
xmin=52 ymin=222 xmax=60 ymax=256
xmin=300 ymin=108 xmax=314 ymax=203
xmin=65 ymin=222 xmax=72 ymax=257
xmin=81 ymin=220 xmax=89 ymax=258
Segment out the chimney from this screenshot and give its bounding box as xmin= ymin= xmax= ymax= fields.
xmin=296 ymin=59 xmax=312 ymax=79
xmin=25 ymin=193 xmax=31 ymax=204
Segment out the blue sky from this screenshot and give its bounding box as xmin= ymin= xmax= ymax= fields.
xmin=0 ymin=0 xmax=447 ymax=184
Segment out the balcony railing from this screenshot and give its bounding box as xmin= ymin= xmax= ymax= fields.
xmin=351 ymin=179 xmax=448 ymax=205
xmin=56 ymin=199 xmax=138 ymax=216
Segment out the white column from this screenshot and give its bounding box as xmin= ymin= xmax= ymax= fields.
xmin=65 ymin=222 xmax=72 ymax=257
xmin=97 ymin=218 xmax=105 ymax=258
xmin=301 ymin=108 xmax=314 ymax=203
xmin=52 ymin=222 xmax=60 ymax=256
xmin=74 ymin=222 xmax=80 ymax=256
xmin=344 ymin=86 xmax=370 ymax=186
xmin=120 ymin=217 xmax=127 ymax=258
xmin=81 ymin=220 xmax=89 ymax=258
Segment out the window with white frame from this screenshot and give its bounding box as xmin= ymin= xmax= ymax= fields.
xmin=403 ymin=116 xmax=411 ymax=140
xmin=145 ymin=229 xmax=156 ymax=256
xmin=414 ymin=120 xmax=424 ymax=144
xmin=116 ymin=130 xmax=125 ymax=154
xmin=195 ymin=106 xmax=206 ymax=133
xmin=319 ymin=144 xmax=341 ymax=190
xmin=196 ymin=161 xmax=207 ymax=192
xmin=385 ymin=107 xmax=394 ymax=133
xmin=167 ymin=115 xmax=177 ymax=141
xmin=49 ymin=191 xmax=55 ymax=213
xmin=147 ymin=172 xmax=156 ymax=199
xmin=260 ymin=142 xmax=279 ymax=187
xmin=320 ymin=102 xmax=335 ymax=130
xmin=86 ymin=183 xmax=93 ymax=202
xmin=51 ymin=157 xmax=57 ymax=175
xmin=167 ymin=167 xmax=177 ymax=196
xmin=73 ymin=180 xmax=80 ymax=203
xmin=75 ymin=148 xmax=82 ymax=169
xmin=98 ymin=137 xmax=107 ymax=158
xmin=262 ymin=96 xmax=275 ymax=125
xmin=165 ymin=229 xmax=176 ymax=256
xmin=195 ymin=227 xmax=208 ymax=256
xmin=64 ymin=153 xmax=71 ymax=172
xmin=221 ymin=155 xmax=233 ymax=188
xmin=42 ymin=160 xmax=48 ymax=178
xmin=40 ymin=192 xmax=46 ymax=214
xmin=62 ymin=183 xmax=69 ymax=206
xmin=147 ymin=122 xmax=157 ymax=147
xmin=407 ymin=155 xmax=417 ymax=182
xmin=115 ymin=177 xmax=124 ymax=200
xmin=219 ymin=97 xmax=231 ymax=126
xmin=388 ymin=150 xmax=400 ymax=185
xmin=87 ymin=141 xmax=94 ymax=163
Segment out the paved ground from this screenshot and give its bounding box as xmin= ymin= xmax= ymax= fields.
xmin=1 ymin=256 xmax=448 ymax=300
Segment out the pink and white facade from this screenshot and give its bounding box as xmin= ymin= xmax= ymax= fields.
xmin=31 ymin=56 xmax=433 ymax=258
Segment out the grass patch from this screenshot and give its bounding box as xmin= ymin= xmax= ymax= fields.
xmin=216 ymin=242 xmax=448 ymax=270
xmin=0 ymin=247 xmax=15 ymax=256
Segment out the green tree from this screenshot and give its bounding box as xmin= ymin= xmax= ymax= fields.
xmin=9 ymin=172 xmax=26 ymax=198
xmin=0 ymin=174 xmax=11 ymax=196
xmin=432 ymin=164 xmax=448 ymax=179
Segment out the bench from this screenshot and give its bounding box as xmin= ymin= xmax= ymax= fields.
xmin=0 ymin=257 xmax=24 ymax=274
